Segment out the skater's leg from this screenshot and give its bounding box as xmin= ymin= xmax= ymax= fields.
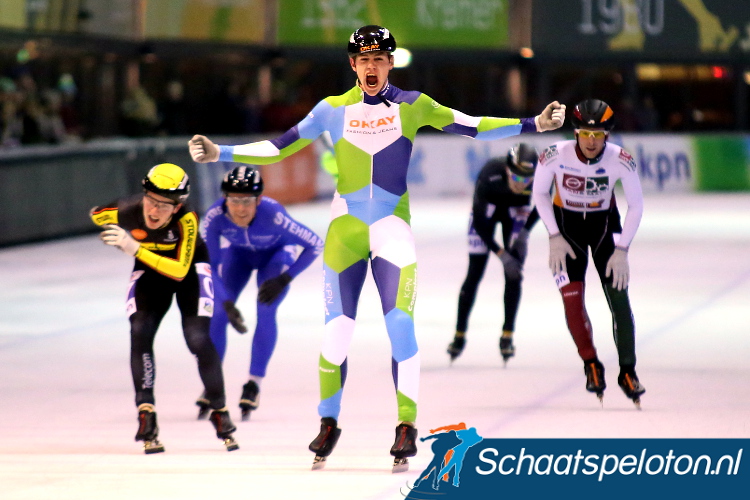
xmin=128 ymin=270 xmax=172 ymax=407
xmin=560 ymin=281 xmax=597 ymax=361
xmin=177 ymin=263 xmax=226 ymax=409
xmin=210 ymin=248 xmax=253 ymax=360
xmin=457 ymin=220 xmax=491 ymax=333
xmin=250 ymin=248 xmax=294 ymax=378
xmin=592 ymin=237 xmax=637 ymax=368
xmin=318 ymin=215 xmax=369 ymax=420
xmin=371 ymin=215 xmax=419 ymax=424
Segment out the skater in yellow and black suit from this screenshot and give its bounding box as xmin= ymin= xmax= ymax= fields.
xmin=91 ymin=163 xmax=238 ymax=453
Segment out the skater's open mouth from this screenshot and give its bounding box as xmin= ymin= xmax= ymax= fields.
xmin=365 ymin=74 xmax=378 ymax=88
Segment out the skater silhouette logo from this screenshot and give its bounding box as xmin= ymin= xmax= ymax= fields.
xmin=404 ymin=422 xmax=483 ymax=497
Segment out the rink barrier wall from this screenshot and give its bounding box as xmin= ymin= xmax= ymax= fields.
xmin=0 ymin=133 xmax=747 ymax=247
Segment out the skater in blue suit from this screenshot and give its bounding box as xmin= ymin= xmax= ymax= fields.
xmin=195 ymin=165 xmax=323 ymax=420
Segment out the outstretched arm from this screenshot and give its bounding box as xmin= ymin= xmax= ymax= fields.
xmin=419 ymin=95 xmax=566 ymax=140
xmin=189 ymin=100 xmax=330 ymax=165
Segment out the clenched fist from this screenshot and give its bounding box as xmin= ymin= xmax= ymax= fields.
xmin=189 ymin=135 xmax=220 ymax=163
xmin=535 ymin=101 xmax=566 ymax=132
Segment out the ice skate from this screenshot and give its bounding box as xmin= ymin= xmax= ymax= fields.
xmin=195 ymin=392 xmax=210 ymax=420
xmin=239 ymin=381 xmax=260 ymax=421
xmin=135 ymin=404 xmax=165 ymax=454
xmin=390 ymin=422 xmax=418 ymax=473
xmin=618 ymin=369 xmax=646 ymax=410
xmin=209 ymin=408 xmax=239 ymax=451
xmin=447 ymin=331 xmax=465 ymax=363
xmin=499 ymin=334 xmax=515 ymax=367
xmin=309 ymin=417 xmax=341 ymax=470
xmin=584 ymin=359 xmax=606 ymax=405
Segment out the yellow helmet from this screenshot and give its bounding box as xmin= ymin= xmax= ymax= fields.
xmin=142 ymin=163 xmax=190 ymax=202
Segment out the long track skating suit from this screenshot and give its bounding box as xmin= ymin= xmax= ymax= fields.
xmin=91 ymin=195 xmax=226 ymax=409
xmin=217 ymin=82 xmax=538 ymax=423
xmin=458 ymin=157 xmax=540 ymax=334
xmin=201 ymin=196 xmax=323 ymax=376
xmin=532 ymin=140 xmax=643 ymax=367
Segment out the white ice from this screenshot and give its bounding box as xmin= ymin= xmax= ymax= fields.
xmin=1 ymin=193 xmax=749 ymax=500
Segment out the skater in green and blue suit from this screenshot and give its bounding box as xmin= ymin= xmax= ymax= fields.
xmin=189 ymin=25 xmax=566 ymax=470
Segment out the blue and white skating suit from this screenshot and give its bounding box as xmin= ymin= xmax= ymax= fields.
xmin=201 ymin=196 xmax=323 ymax=377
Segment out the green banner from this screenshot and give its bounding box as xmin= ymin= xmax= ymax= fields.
xmin=693 ymin=135 xmax=750 ymax=191
xmin=277 ymin=0 xmax=509 ymax=49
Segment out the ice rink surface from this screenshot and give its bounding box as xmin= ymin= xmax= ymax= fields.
xmin=1 ymin=192 xmax=749 ymax=499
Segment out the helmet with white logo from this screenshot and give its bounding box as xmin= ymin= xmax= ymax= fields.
xmin=221 ymin=165 xmax=264 ymax=196
xmin=348 ymin=25 xmax=396 ymax=56
xmin=142 ymin=163 xmax=190 ymax=202
xmin=571 ymin=99 xmax=615 ymax=130
xmin=507 ymin=143 xmax=538 ymax=177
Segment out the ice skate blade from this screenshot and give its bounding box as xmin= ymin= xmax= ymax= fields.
xmin=312 ymin=456 xmax=327 ymax=470
xmin=223 ymin=437 xmax=239 ymax=452
xmin=241 ymin=409 xmax=252 ymax=422
xmin=633 ymin=397 xmax=642 ymax=410
xmin=143 ymin=440 xmax=165 ymax=454
xmin=197 ymin=407 xmax=210 ymax=420
xmin=597 ymin=393 xmax=604 ymax=407
xmin=392 ymin=458 xmax=409 ymax=473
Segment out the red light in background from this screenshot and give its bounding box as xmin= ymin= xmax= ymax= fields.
xmin=712 ymin=66 xmax=726 ymax=78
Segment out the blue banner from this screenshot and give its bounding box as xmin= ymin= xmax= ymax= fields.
xmin=404 ymin=427 xmax=747 ymax=499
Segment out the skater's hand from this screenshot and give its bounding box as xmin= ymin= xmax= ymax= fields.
xmin=535 ymin=101 xmax=566 ymax=132
xmin=189 ymin=134 xmax=220 ymax=163
xmin=223 ymin=301 xmax=248 ymax=334
xmin=498 ymin=250 xmax=523 ymax=280
xmin=257 ymin=272 xmax=292 ymax=305
xmin=548 ymin=233 xmax=576 ymax=275
xmin=605 ymin=246 xmax=629 ymax=291
xmin=100 ymin=224 xmax=140 ymax=257
xmin=508 ymin=228 xmax=530 ymax=263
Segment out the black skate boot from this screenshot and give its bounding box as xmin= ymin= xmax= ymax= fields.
xmin=499 ymin=333 xmax=515 ymax=367
xmin=309 ymin=417 xmax=342 ymax=470
xmin=447 ymin=331 xmax=466 ymax=363
xmin=239 ymin=381 xmax=260 ymax=421
xmin=618 ymin=368 xmax=646 ymax=410
xmin=135 ymin=404 xmax=165 ymax=454
xmin=195 ymin=391 xmax=210 ymax=420
xmin=584 ymin=359 xmax=606 ymax=405
xmin=209 ymin=408 xmax=239 ymax=451
xmin=390 ymin=422 xmax=418 ymax=473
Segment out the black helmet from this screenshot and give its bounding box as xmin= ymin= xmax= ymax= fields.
xmin=142 ymin=163 xmax=190 ymax=202
xmin=507 ymin=143 xmax=538 ymax=177
xmin=348 ymin=25 xmax=396 ymax=55
xmin=221 ymin=165 xmax=264 ymax=196
xmin=571 ymin=99 xmax=615 ymax=130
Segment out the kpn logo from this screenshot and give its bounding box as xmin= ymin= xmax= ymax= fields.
xmin=404 ymin=422 xmax=484 ymax=499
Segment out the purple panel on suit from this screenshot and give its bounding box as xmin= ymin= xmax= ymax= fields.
xmin=371 ymin=256 xmax=401 ymax=314
xmin=338 ymin=259 xmax=368 ymax=319
xmin=442 ymin=123 xmax=478 ymax=137
xmin=372 ymin=136 xmax=413 ymax=196
xmin=270 ymin=126 xmax=300 ymax=150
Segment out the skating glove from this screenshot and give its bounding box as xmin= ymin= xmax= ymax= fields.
xmin=508 ymin=228 xmax=530 ymax=263
xmin=223 ymin=301 xmax=248 ymax=334
xmin=498 ymin=250 xmax=523 ymax=281
xmin=100 ymin=224 xmax=140 ymax=257
xmin=535 ymin=101 xmax=566 ymax=132
xmin=257 ymin=272 xmax=292 ymax=305
xmin=188 ymin=134 xmax=220 ymax=163
xmin=548 ymin=233 xmax=576 ymax=275
xmin=605 ymin=247 xmax=630 ymax=291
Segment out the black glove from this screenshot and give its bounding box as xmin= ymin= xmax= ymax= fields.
xmin=499 ymin=251 xmax=523 ymax=281
xmin=257 ymin=272 xmax=292 ymax=305
xmin=223 ymin=301 xmax=248 ymax=333
xmin=508 ymin=228 xmax=530 ymax=263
